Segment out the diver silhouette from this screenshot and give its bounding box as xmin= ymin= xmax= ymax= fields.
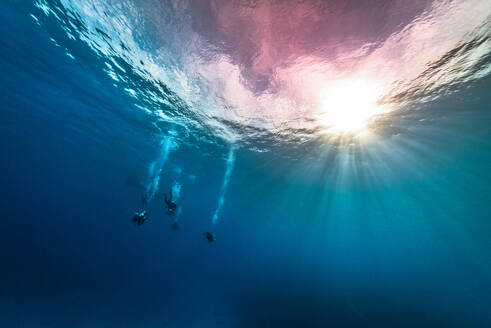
xmin=205 ymin=231 xmax=216 ymax=243
xmin=164 ymin=188 xmax=177 ymax=215
xmin=132 ymin=210 xmax=148 ymax=226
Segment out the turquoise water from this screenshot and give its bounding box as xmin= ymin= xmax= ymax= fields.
xmin=1 ymin=1 xmax=490 ymax=327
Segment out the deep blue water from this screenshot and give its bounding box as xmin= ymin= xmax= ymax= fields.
xmin=1 ymin=1 xmax=491 ymax=327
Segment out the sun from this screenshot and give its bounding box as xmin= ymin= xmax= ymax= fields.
xmin=317 ymin=78 xmax=382 ymax=134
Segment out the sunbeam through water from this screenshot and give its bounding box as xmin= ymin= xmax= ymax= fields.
xmin=1 ymin=0 xmax=490 ymax=327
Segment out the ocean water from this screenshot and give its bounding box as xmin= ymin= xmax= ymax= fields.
xmin=1 ymin=1 xmax=490 ymax=327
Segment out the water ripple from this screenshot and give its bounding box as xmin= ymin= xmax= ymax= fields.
xmin=33 ymin=0 xmax=491 ymax=154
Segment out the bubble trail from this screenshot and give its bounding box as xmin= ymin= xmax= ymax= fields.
xmin=171 ymin=181 xmax=181 ymax=201
xmin=145 ymin=135 xmax=177 ymax=201
xmin=171 ymin=181 xmax=183 ymax=219
xmin=212 ymin=146 xmax=236 ymax=225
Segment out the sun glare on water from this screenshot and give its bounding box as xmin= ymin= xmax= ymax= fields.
xmin=317 ymin=79 xmax=383 ymax=134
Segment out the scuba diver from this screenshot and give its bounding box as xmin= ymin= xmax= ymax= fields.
xmin=164 ymin=188 xmax=177 ymax=215
xmin=205 ymin=232 xmax=216 ymax=243
xmin=132 ymin=210 xmax=148 ymax=226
